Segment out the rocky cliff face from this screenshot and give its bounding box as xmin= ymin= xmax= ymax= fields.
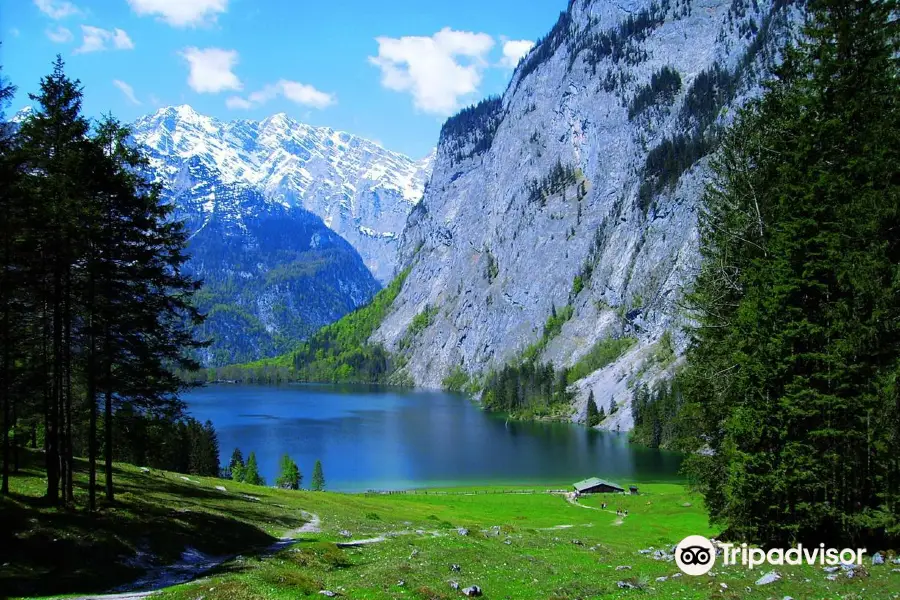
xmin=373 ymin=0 xmax=801 ymax=428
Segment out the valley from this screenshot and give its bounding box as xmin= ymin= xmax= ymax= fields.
xmin=1 ymin=0 xmax=897 ymax=597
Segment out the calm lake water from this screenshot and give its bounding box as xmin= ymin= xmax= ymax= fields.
xmin=183 ymin=384 xmax=684 ymax=492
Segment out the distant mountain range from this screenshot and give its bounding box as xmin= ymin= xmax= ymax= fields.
xmin=127 ymin=105 xmax=433 ymax=366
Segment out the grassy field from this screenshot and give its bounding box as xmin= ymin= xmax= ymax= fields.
xmin=2 ymin=451 xmax=898 ymax=599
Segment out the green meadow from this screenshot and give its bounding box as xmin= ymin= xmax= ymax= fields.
xmin=1 ymin=451 xmax=897 ymax=599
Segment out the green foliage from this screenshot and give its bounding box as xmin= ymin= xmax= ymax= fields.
xmin=442 ymin=366 xmax=470 ymax=393
xmin=399 ymin=304 xmax=439 ymax=349
xmin=228 ymin=448 xmax=245 ymax=482
xmin=571 ymin=275 xmax=584 ymax=297
xmin=275 ymin=454 xmax=301 ymax=490
xmin=482 ymin=361 xmax=572 ymax=415
xmin=526 ymin=161 xmax=580 ymax=206
xmin=586 ymin=390 xmax=600 ymax=427
xmin=568 ymin=336 xmax=637 ymax=383
xmin=311 ymin=460 xmax=325 ymax=492
xmin=0 ymin=57 xmax=206 ymax=505
xmin=638 ymin=130 xmax=716 ymax=212
xmin=681 ymin=0 xmax=900 ymax=547
xmin=543 ymin=304 xmax=574 ymax=340
xmin=441 ymin=96 xmax=503 ymax=162
xmin=243 ymin=452 xmax=265 ymax=487
xmin=485 ymin=248 xmax=499 ymax=282
xmin=630 ymin=380 xmax=691 ymax=449
xmin=572 ymin=0 xmax=670 ymax=71
xmin=627 ymin=66 xmax=682 ymax=119
xmin=285 ymin=266 xmax=411 ymax=383
xmin=201 ymin=268 xmax=412 ymax=385
xmin=517 ymin=10 xmax=572 ymax=81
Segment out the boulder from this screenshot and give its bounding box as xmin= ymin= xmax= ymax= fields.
xmin=755 ymin=571 xmax=781 ymax=586
xmin=462 ymin=585 xmax=482 ymax=597
xmin=872 ymin=552 xmax=884 ymax=565
xmin=450 ymin=564 xmax=461 ymax=572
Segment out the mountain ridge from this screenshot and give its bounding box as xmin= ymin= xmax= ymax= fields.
xmin=132 ymin=104 xmax=434 ymax=283
xmin=370 ymin=0 xmax=803 ymax=429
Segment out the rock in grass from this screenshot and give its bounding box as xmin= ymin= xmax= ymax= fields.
xmin=823 ymin=566 xmax=839 ymax=573
xmin=462 ymin=585 xmax=482 ymax=597
xmin=572 ymin=539 xmax=583 ymax=546
xmin=215 ymin=486 xmax=226 ymax=492
xmin=457 ymin=527 xmax=470 ymax=536
xmin=615 ymin=565 xmax=632 ymax=571
xmin=872 ymin=552 xmax=884 ymax=565
xmin=616 ymin=581 xmax=636 ymax=589
xmin=449 ymin=581 xmax=460 ymax=590
xmin=318 ymin=591 xmax=337 ymax=597
xmin=339 ymin=530 xmax=352 ymax=538
xmin=396 ymin=580 xmax=405 ymax=587
xmin=755 ymin=571 xmax=781 ymax=586
xmin=450 ymin=564 xmax=461 ymax=572
xmin=655 ymin=576 xmax=667 ymax=582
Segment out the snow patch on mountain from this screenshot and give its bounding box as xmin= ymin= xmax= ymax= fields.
xmin=132 ymin=105 xmax=433 ymax=282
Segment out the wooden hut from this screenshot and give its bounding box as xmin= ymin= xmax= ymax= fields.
xmin=572 ymin=477 xmax=625 ymax=494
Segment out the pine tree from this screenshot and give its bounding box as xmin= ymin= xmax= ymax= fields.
xmin=275 ymin=454 xmax=301 ymax=490
xmin=244 ymin=452 xmax=264 ymax=486
xmin=311 ymin=459 xmax=325 ymax=491
xmin=228 ymin=448 xmax=245 ymax=481
xmin=0 ymin=60 xmax=19 ymax=496
xmin=586 ymin=391 xmax=600 ymax=427
xmin=681 ymin=0 xmax=900 ymax=547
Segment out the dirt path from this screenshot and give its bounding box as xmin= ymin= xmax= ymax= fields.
xmin=71 ymin=511 xmax=321 ymax=600
xmin=564 ymin=493 xmax=626 ymax=525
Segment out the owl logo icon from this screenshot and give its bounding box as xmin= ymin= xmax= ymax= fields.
xmin=675 ymin=535 xmax=716 ymax=576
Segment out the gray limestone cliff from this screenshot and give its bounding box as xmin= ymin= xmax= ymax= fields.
xmin=372 ymin=0 xmax=802 ymax=429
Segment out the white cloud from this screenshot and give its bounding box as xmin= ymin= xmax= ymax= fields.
xmin=227 ymin=79 xmax=335 ymax=110
xmin=34 ymin=0 xmax=80 ymax=19
xmin=10 ymin=28 xmax=21 ymax=38
xmin=499 ymin=39 xmax=534 ymax=68
xmin=46 ymin=25 xmax=73 ymax=43
xmin=225 ymin=96 xmax=252 ymax=110
xmin=127 ymin=0 xmax=227 ymax=27
xmin=75 ymin=26 xmax=134 ymax=53
xmin=181 ymin=47 xmax=241 ymax=93
xmin=368 ymin=27 xmax=495 ymax=115
xmin=113 ymin=80 xmax=141 ymax=105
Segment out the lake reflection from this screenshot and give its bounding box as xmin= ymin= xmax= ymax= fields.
xmin=183 ymin=383 xmax=683 ymax=492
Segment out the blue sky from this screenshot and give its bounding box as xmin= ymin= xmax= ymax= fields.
xmin=1 ymin=0 xmax=565 ymax=157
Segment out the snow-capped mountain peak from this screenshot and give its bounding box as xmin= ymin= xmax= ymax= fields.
xmin=132 ymin=105 xmax=434 ymax=282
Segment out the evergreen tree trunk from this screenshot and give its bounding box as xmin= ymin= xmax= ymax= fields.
xmin=104 ymin=385 xmax=113 ymax=503
xmin=87 ymin=280 xmax=97 ymax=512
xmin=64 ymin=271 xmax=74 ymax=504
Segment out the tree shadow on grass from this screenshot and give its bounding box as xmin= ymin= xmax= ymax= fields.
xmin=0 ymin=482 xmax=280 ymax=598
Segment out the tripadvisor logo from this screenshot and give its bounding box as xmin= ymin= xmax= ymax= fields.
xmin=675 ymin=535 xmax=868 ymax=576
xmin=675 ymin=535 xmax=716 ymax=575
